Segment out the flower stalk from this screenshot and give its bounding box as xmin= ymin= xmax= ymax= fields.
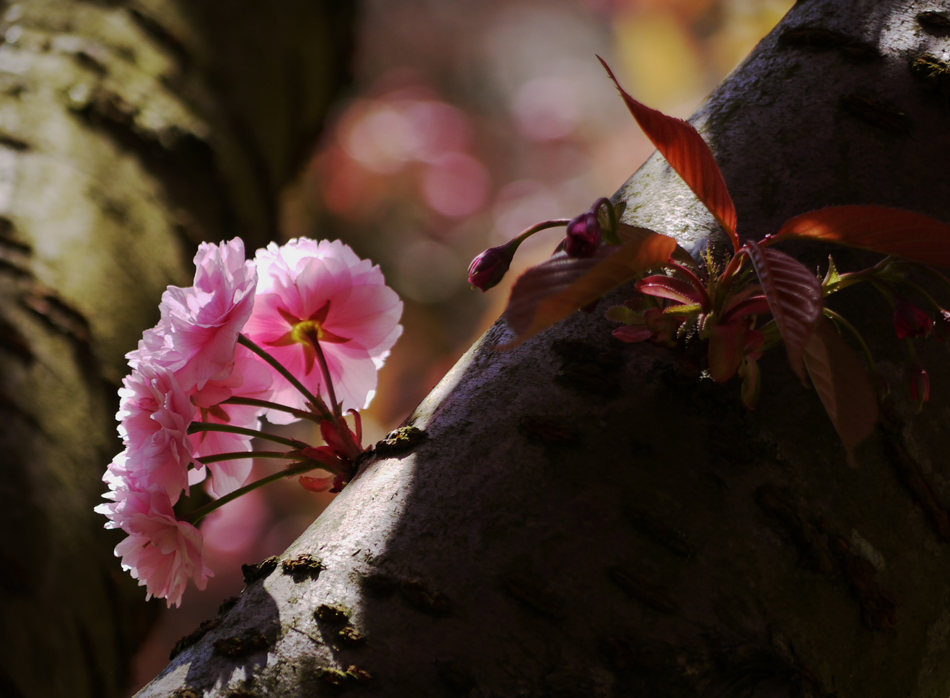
xmin=237 ymin=333 xmax=332 ymax=421
xmin=187 ymin=422 xmax=310 ymax=450
xmin=185 ymin=459 xmax=335 ymax=524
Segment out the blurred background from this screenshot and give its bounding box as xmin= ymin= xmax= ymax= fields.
xmin=128 ymin=0 xmax=792 ymax=691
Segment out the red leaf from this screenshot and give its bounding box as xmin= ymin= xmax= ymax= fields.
xmin=599 ymin=57 xmax=739 ymax=253
xmin=803 ymin=317 xmax=878 ymax=465
xmin=772 ymin=205 xmax=950 ymax=267
xmin=636 ymin=276 xmax=706 ymax=307
xmin=613 ymin=326 xmax=653 ymax=343
xmin=500 ymin=228 xmax=677 ymax=349
xmin=707 ymin=322 xmax=744 ymax=383
xmin=744 ymin=241 xmax=823 ymax=382
xmin=721 ymin=295 xmax=771 ymax=324
xmin=618 ymin=223 xmax=695 ymax=266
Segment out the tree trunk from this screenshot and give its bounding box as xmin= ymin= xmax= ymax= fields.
xmin=0 ymin=2 xmax=353 ymax=697
xmin=138 ymin=0 xmax=950 ymax=696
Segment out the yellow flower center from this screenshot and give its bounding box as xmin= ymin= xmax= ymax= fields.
xmin=290 ymin=319 xmax=325 ymax=346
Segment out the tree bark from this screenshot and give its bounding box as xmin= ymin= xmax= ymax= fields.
xmin=136 ymin=0 xmax=950 ymax=696
xmin=0 ymin=2 xmax=353 ymax=697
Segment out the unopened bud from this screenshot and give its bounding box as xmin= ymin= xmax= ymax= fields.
xmin=564 ymin=212 xmax=601 ymax=258
xmin=910 ymin=363 xmax=930 ymax=405
xmin=468 ymin=242 xmax=516 ymax=292
xmin=893 ymin=299 xmax=933 ymax=340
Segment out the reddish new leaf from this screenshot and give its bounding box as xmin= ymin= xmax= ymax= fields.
xmin=500 ymin=228 xmax=677 ymax=349
xmin=707 ymin=322 xmax=744 ymax=383
xmin=619 ymin=223 xmax=694 ymax=267
xmin=721 ymin=295 xmax=771 ymax=324
xmin=803 ymin=317 xmax=878 ymax=465
xmin=636 ymin=276 xmax=706 ymax=307
xmin=744 ymin=241 xmax=823 ymax=382
xmin=299 ymin=474 xmax=335 ymax=493
xmin=772 ymin=205 xmax=950 ymax=267
xmin=613 ymin=326 xmax=653 ymax=343
xmin=599 ymin=57 xmax=739 ymax=253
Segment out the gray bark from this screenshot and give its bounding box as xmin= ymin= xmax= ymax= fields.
xmin=137 ymin=0 xmax=950 ymax=696
xmin=0 ymin=2 xmax=353 ymax=697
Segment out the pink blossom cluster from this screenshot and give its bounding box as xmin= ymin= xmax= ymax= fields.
xmin=97 ymin=237 xmax=402 ymax=606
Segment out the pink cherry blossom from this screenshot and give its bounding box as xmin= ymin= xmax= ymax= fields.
xmin=243 ymin=238 xmax=402 ymax=417
xmin=128 ymin=238 xmax=257 ymax=392
xmin=97 ymin=486 xmax=212 ymax=607
xmin=113 ymin=363 xmax=195 ymax=502
xmin=190 ymin=345 xmax=274 ymax=497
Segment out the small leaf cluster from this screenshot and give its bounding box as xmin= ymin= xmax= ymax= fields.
xmin=469 ymin=58 xmax=950 ymax=463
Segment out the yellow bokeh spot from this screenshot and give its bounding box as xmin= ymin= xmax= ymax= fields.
xmin=612 ymin=10 xmax=704 ymax=109
xmin=709 ymin=0 xmax=795 ymax=76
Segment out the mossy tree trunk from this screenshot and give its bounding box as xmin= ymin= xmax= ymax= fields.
xmin=135 ymin=1 xmax=950 ymax=697
xmin=0 ymin=2 xmax=353 ymax=697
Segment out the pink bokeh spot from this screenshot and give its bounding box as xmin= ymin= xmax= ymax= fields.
xmin=201 ymin=487 xmax=270 ymax=558
xmin=513 ymin=76 xmax=581 ymax=142
xmin=422 ymin=152 xmax=490 ymax=218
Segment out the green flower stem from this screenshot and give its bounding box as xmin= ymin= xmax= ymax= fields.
xmin=895 ymin=262 xmax=950 ymax=299
xmin=222 ymin=396 xmax=323 ymax=424
xmin=237 ymin=334 xmax=332 ymax=420
xmin=602 ymin=199 xmax=616 ymax=234
xmin=874 ymin=255 xmax=898 ymax=270
xmin=304 ymin=335 xmax=363 ymax=461
xmin=185 ymin=459 xmax=332 ymax=524
xmin=593 ymin=198 xmax=619 ymax=244
xmin=307 ymin=332 xmax=341 ymax=420
xmin=716 ymin=247 xmax=746 ymax=303
xmin=304 ymin=337 xmax=363 ymax=458
xmin=188 ymin=422 xmax=309 ymax=450
xmin=824 ymin=270 xmax=870 ymax=295
xmin=889 ymin=276 xmax=947 ymax=315
xmin=822 ymin=307 xmax=878 ymax=372
xmin=195 ymin=450 xmax=299 ymax=465
xmin=757 ymin=319 xmax=783 ymax=351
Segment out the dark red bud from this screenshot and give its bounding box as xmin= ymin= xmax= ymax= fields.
xmin=468 ymin=243 xmax=515 ymax=292
xmin=564 ymin=212 xmax=601 ymax=258
xmin=910 ymin=364 xmax=930 ymax=404
xmin=893 ymin=299 xmax=933 ymax=339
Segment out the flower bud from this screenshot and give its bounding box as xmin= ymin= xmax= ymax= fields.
xmin=468 ymin=242 xmax=516 ymax=292
xmin=893 ymin=299 xmax=933 ymax=339
xmin=564 ymin=212 xmax=601 ymax=258
xmin=910 ymin=363 xmax=930 ymax=405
